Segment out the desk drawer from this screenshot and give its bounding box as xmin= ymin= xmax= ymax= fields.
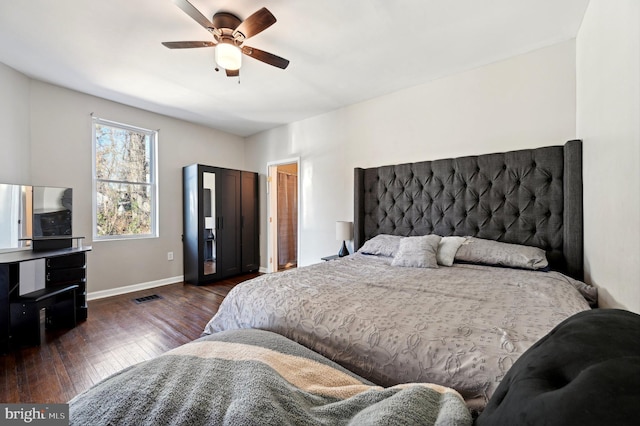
xmin=47 ymin=267 xmax=85 ymax=285
xmin=46 ymin=253 xmax=85 ymax=270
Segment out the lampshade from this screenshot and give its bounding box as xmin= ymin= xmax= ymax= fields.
xmin=336 ymin=221 xmax=353 ymax=241
xmin=215 ymin=42 xmax=242 ymax=70
xmin=204 ymin=217 xmax=214 ymax=230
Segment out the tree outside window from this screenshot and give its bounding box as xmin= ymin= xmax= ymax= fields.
xmin=93 ymin=117 xmax=158 ymax=239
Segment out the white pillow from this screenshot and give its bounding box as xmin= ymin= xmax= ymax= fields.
xmin=391 ymin=235 xmax=441 ymax=268
xmin=436 ymin=236 xmax=467 ymax=266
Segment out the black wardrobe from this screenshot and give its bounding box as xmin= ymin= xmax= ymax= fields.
xmin=183 ymin=164 xmax=259 ymax=285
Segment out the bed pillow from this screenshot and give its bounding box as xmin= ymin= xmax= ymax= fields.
xmin=454 ymin=237 xmax=548 ymax=270
xmin=436 ymin=236 xmax=467 ymax=267
xmin=357 ymin=234 xmax=404 ymax=257
xmin=391 ymin=235 xmax=441 ymax=268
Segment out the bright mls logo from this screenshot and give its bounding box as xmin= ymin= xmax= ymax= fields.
xmin=1 ymin=404 xmax=68 ymax=425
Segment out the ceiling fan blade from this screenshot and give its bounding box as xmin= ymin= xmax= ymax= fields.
xmin=173 ymin=0 xmax=215 ymax=31
xmin=241 ymin=46 xmax=289 ymax=69
xmin=234 ymin=8 xmax=276 ymax=39
xmin=226 ymin=69 xmax=239 ymax=77
xmin=162 ymin=41 xmax=215 ymax=49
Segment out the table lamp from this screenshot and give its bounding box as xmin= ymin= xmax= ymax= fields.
xmin=336 ymin=221 xmax=353 ymax=257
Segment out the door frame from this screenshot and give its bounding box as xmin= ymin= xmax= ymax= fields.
xmin=266 ymin=157 xmax=300 ymax=273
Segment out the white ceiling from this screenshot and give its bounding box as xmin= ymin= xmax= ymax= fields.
xmin=0 ymin=0 xmax=589 ymax=137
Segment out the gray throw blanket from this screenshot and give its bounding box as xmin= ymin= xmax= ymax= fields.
xmin=69 ymin=329 xmax=471 ymax=425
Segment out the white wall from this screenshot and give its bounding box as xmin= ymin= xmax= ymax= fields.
xmin=0 ymin=62 xmax=31 ymax=183
xmin=27 ymin=81 xmax=245 ymax=293
xmin=577 ymin=0 xmax=640 ymax=313
xmin=246 ymin=41 xmax=577 ymax=269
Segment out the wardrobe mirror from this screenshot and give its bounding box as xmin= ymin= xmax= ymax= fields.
xmin=203 ymin=172 xmax=216 ymax=276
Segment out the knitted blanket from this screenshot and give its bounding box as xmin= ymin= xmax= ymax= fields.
xmin=69 ymin=329 xmax=471 ymax=425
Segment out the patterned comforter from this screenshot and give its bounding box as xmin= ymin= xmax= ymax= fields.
xmin=204 ymin=253 xmax=596 ymax=410
xmin=69 ymin=329 xmax=472 ymax=426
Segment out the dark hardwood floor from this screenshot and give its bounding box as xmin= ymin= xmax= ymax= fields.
xmin=0 ymin=273 xmax=259 ymax=404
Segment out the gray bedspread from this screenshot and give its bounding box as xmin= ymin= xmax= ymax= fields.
xmin=69 ymin=329 xmax=471 ymax=426
xmin=203 ymin=253 xmax=595 ymax=410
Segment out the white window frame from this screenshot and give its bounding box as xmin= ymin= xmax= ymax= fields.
xmin=92 ymin=117 xmax=159 ymax=241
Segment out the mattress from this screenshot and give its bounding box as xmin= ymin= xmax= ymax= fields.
xmin=203 ymin=253 xmax=595 ymax=410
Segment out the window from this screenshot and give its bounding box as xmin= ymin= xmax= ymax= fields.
xmin=92 ymin=117 xmax=158 ymax=240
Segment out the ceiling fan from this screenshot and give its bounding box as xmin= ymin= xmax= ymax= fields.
xmin=162 ymin=0 xmax=290 ymax=77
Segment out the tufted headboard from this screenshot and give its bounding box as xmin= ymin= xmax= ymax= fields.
xmin=354 ymin=140 xmax=583 ymax=280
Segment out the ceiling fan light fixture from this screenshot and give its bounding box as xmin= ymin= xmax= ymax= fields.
xmin=215 ymin=42 xmax=242 ymax=70
xmin=164 ymin=3 xmax=288 ymax=76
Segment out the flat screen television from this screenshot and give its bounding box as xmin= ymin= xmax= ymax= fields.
xmin=0 ymin=184 xmax=72 ymax=252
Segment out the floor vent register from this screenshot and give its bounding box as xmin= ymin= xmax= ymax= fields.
xmin=133 ymin=294 xmax=163 ymax=304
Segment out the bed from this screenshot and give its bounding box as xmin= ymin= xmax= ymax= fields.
xmin=202 ymin=140 xmax=595 ymax=411
xmin=202 ymin=245 xmax=594 ymax=412
xmin=70 ymin=140 xmax=613 ymax=424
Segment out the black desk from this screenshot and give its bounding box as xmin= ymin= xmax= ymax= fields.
xmin=0 ymin=246 xmax=91 ymax=352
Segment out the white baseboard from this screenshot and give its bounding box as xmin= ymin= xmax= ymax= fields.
xmin=87 ymin=275 xmax=184 ymax=301
xmin=259 ymin=266 xmax=268 ymax=273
